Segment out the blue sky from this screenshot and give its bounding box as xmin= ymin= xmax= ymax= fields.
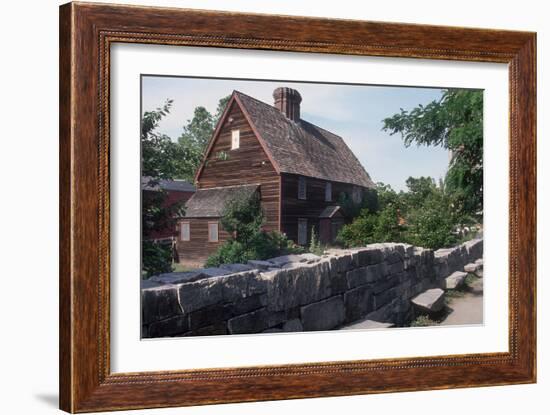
xmin=142 ymin=76 xmax=451 ymax=191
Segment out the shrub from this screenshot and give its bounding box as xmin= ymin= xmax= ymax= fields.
xmin=142 ymin=240 xmax=173 ymax=278
xmin=206 ymin=190 xmax=302 ymax=267
xmin=308 ymin=226 xmax=324 ymax=256
xmin=205 ymin=231 xmax=301 ymax=267
xmin=410 ymin=315 xmax=438 ymax=327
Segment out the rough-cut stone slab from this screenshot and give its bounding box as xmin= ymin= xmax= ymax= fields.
xmin=300 ymin=295 xmax=345 ymax=331
xmin=351 ymin=247 xmax=384 ymax=267
xmin=226 ymin=294 xmax=267 ymax=316
xmin=411 ymin=288 xmax=445 ymax=313
xmin=341 ymin=319 xmax=395 ymax=330
xmin=219 ymin=271 xmax=263 ymax=302
xmin=445 ymin=271 xmax=468 ymax=289
xmin=186 ymin=321 xmax=227 ymax=336
xmin=265 ymin=261 xmax=332 ymax=311
xmin=345 ymin=264 xmax=383 ymax=288
xmin=344 ymin=285 xmax=373 ymax=323
xmin=177 ymin=278 xmax=223 ymax=313
xmin=263 ymin=328 xmax=284 ymax=333
xmin=188 ymin=304 xmax=230 ymax=330
xmin=141 ymin=284 xmax=182 ymax=324
xmin=464 ymin=263 xmax=480 ymax=273
xmin=198 ymin=267 xmax=232 ymax=278
xmin=247 ymin=259 xmax=275 ymax=270
xmin=148 ymin=315 xmax=189 ymax=337
xmin=220 ymin=263 xmax=255 ymax=273
xmin=227 ymin=307 xmax=286 ymax=334
xmin=268 ymin=254 xmax=308 ymax=267
xmin=282 ymin=318 xmax=304 ymax=332
xmin=328 ymin=253 xmax=353 ymax=276
xmin=150 ymin=271 xmax=205 ymax=285
xmin=141 ymin=279 xmax=162 ymax=289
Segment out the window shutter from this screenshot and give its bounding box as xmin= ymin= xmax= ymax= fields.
xmin=181 ymin=222 xmax=190 ymax=241
xmin=208 ymin=222 xmax=219 ymax=242
xmin=325 ymin=182 xmax=332 ymax=202
xmin=298 ymin=177 xmax=307 ymax=200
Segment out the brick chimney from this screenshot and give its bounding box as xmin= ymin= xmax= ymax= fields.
xmin=273 ymin=87 xmax=302 ymax=121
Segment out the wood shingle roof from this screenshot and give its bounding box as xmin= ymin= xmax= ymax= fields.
xmin=234 ymin=91 xmax=375 ymax=188
xmin=184 ymin=184 xmax=259 ymax=218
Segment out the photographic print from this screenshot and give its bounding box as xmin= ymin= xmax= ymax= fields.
xmin=140 ymin=76 xmax=484 ymax=339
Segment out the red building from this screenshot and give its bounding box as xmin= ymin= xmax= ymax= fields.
xmin=142 ymin=178 xmax=195 ymax=241
xmin=177 ymin=87 xmax=374 ymax=265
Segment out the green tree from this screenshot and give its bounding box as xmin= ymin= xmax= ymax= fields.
xmin=141 ymin=100 xmax=184 ymax=277
xmin=382 ymin=89 xmax=483 ymax=217
xmin=214 ymin=95 xmax=231 ymax=122
xmin=176 ymin=95 xmax=233 ymax=182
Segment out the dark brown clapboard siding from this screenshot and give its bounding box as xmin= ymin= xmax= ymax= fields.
xmin=197 ymin=101 xmax=280 ymax=231
xmin=281 ymin=173 xmax=362 ymax=243
xmin=175 ymin=219 xmax=230 ymax=266
xmin=60 ymin=3 xmax=536 ymax=412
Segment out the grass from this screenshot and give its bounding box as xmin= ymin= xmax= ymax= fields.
xmin=464 ymin=273 xmax=478 ymax=286
xmin=444 ymin=287 xmax=466 ymax=305
xmin=410 ymin=315 xmax=438 ymax=327
xmin=172 ymin=263 xmax=193 ymax=273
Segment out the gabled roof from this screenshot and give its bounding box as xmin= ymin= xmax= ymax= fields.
xmin=184 ymin=184 xmax=259 ymax=218
xmin=233 ymin=91 xmax=375 ymax=188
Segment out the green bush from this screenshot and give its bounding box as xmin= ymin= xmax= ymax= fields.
xmin=308 ymin=226 xmax=324 ymax=256
xmin=410 ymin=315 xmax=438 ymax=327
xmin=206 ymin=190 xmax=302 ymax=267
xmin=206 ymin=231 xmax=302 ymax=267
xmin=142 ymin=240 xmax=173 ymax=278
xmin=338 ymin=177 xmax=475 ymax=251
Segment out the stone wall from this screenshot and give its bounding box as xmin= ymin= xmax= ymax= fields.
xmin=141 ymin=239 xmax=483 ymax=338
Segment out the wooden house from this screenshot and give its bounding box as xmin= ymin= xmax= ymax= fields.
xmin=141 ymin=177 xmax=195 ymax=241
xmin=176 ymin=87 xmax=374 ymax=265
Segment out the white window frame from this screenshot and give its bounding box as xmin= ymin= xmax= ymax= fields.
xmin=298 ymin=218 xmax=308 ymax=245
xmin=298 ymin=176 xmax=307 ymax=200
xmin=231 ymin=129 xmax=240 ymax=150
xmin=208 ymin=221 xmax=219 ymax=242
xmin=180 ymin=221 xmax=190 ymax=241
xmin=325 ymin=182 xmax=332 ymax=202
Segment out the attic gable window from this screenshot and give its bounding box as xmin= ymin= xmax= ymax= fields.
xmin=231 ymin=129 xmax=240 ymax=150
xmin=298 ymin=176 xmax=307 ymax=200
xmin=325 ymin=182 xmax=332 ymax=202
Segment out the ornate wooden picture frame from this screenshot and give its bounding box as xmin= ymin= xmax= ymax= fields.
xmin=59 ymin=2 xmax=536 ymax=412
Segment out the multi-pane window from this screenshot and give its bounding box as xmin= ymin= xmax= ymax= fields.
xmin=325 ymin=182 xmax=332 ymax=202
xmin=298 ymin=176 xmax=307 ymax=200
xmin=208 ymin=222 xmax=219 ymax=242
xmin=298 ymin=218 xmax=308 ymax=245
xmin=180 ymin=222 xmax=190 ymax=241
xmin=231 ymin=129 xmax=240 ymax=150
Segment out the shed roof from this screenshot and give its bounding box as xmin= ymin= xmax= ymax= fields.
xmin=234 ymin=91 xmax=375 ymax=188
xmin=183 ymin=184 xmax=259 ymax=218
xmin=141 ymin=177 xmax=196 ymax=193
xmin=319 ymin=205 xmax=343 ymax=218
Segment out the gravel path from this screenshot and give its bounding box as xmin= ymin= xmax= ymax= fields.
xmin=440 ymin=277 xmax=483 ymax=326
